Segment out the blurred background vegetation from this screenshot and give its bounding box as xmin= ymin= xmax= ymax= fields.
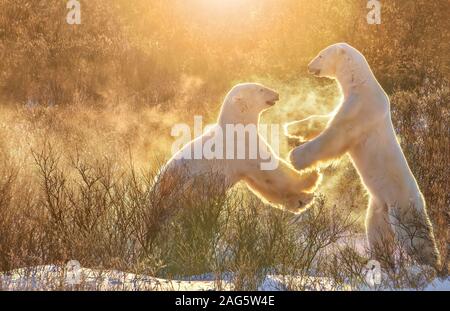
xmin=0 ymin=0 xmax=448 ymax=286
xmin=0 ymin=0 xmax=448 ymax=104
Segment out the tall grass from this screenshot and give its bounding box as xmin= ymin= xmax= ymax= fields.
xmin=0 ymin=0 xmax=448 ymax=290
xmin=0 ymin=137 xmax=445 ymax=290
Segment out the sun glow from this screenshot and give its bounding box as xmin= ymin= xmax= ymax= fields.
xmin=197 ymin=0 xmax=251 ymax=11
xmin=188 ymin=0 xmax=261 ymax=21
xmin=176 ymin=0 xmax=269 ymax=35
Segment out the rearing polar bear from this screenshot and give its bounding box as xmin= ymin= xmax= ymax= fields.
xmin=288 ymin=43 xmax=440 ymax=266
xmin=158 ymin=83 xmax=320 ymax=213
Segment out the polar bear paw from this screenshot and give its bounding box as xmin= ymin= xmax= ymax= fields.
xmin=289 ymin=145 xmax=312 ymax=171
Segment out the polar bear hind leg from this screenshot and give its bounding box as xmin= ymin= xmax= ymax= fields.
xmin=366 ymin=198 xmax=395 ymax=264
xmin=388 ymin=201 xmax=441 ymax=268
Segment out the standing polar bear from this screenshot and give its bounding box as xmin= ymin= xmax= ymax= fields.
xmin=288 ymin=43 xmax=440 ymax=266
xmin=158 ymin=83 xmax=320 ymax=213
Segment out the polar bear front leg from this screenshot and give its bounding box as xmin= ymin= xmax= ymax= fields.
xmin=242 ymin=159 xmax=320 ymax=213
xmin=289 ymin=126 xmax=351 ymax=170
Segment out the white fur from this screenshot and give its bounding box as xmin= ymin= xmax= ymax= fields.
xmin=289 ymin=43 xmax=440 ymax=266
xmin=158 ymin=83 xmax=320 ymax=213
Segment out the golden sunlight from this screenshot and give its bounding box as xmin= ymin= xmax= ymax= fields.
xmin=0 ymin=0 xmax=447 ymax=293
xmin=187 ymin=0 xmax=260 ymax=20
xmin=196 ymin=0 xmax=251 ymax=11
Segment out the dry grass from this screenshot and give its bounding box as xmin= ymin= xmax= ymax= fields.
xmin=0 ymin=139 xmax=446 ymax=290
xmin=0 ymin=0 xmax=448 ymax=290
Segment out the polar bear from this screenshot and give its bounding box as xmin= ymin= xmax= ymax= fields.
xmin=288 ymin=43 xmax=441 ymax=267
xmin=157 ymin=83 xmax=320 ymax=213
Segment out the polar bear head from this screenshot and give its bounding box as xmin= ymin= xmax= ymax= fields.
xmin=219 ymin=83 xmax=279 ymax=124
xmin=307 ymin=43 xmax=367 ymax=82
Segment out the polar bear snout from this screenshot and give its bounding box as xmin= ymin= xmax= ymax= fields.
xmin=308 ymin=66 xmax=321 ymax=76
xmin=265 ymin=91 xmax=279 ymax=106
xmin=308 ymin=58 xmax=321 ymax=76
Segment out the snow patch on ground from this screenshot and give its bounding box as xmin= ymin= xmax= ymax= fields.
xmin=1 ymin=265 xmax=448 ymax=291
xmin=1 ymin=235 xmax=448 ymax=291
xmin=0 ymin=265 xmax=231 ymax=291
xmin=421 ymin=278 xmax=450 ymax=291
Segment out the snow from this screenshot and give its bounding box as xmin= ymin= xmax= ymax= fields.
xmin=422 ymin=278 xmax=450 ymax=291
xmin=0 ymin=265 xmax=231 ymax=291
xmin=1 ymin=265 xmax=448 ymax=291
xmin=1 ymin=235 xmax=447 ymax=291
